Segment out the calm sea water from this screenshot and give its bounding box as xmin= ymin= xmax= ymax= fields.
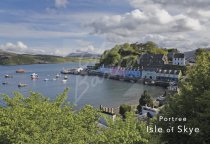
xmin=0 ymin=62 xmax=165 ymax=109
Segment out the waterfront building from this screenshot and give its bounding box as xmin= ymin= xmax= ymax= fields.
xmin=167 ymin=48 xmax=179 ymax=62
xmin=142 ymin=68 xmax=157 ymax=80
xmin=173 ymin=53 xmax=186 ymax=66
xmin=133 ymin=68 xmax=141 ymax=78
xmin=98 ymin=66 xmax=142 ymax=79
xmin=99 ymin=105 xmax=116 ymax=127
xmin=124 ymin=68 xmax=131 ymax=77
xmin=118 ymin=67 xmax=125 ymax=77
xmin=137 ymin=53 xmax=168 ymax=67
xmin=98 ymin=65 xmax=111 ymax=74
xmin=156 ymin=69 xmax=182 ymax=82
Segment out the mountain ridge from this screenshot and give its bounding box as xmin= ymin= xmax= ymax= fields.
xmin=67 ymin=51 xmax=101 ymax=58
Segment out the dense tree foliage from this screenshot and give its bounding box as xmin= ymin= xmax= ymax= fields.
xmin=136 ymin=90 xmax=153 ymax=113
xmin=119 ymin=104 xmax=132 ymax=118
xmin=158 ymin=50 xmax=210 ymax=143
xmin=0 ymin=89 xmax=151 ymax=144
xmin=99 ymin=41 xmax=168 ymax=67
xmin=139 ymin=91 xmax=153 ymax=107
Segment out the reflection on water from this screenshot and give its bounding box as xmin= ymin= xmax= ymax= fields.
xmin=0 ymin=62 xmax=165 ymax=109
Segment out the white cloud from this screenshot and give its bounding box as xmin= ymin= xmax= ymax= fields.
xmin=55 ymin=0 xmax=69 ymax=8
xmin=197 ymin=10 xmax=210 ymax=18
xmin=0 ymin=41 xmax=46 ymax=55
xmin=85 ymin=0 xmax=210 ymax=52
xmin=1 ymin=0 xmax=210 ymax=54
xmin=0 ymin=41 xmax=28 ymax=53
xmin=89 ymin=8 xmax=203 ymax=38
xmin=78 ymin=44 xmax=95 ymax=52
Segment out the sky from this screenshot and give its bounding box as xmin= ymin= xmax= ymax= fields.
xmin=0 ymin=0 xmax=210 ymax=56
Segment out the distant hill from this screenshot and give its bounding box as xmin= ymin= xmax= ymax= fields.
xmin=0 ymin=51 xmax=97 ymax=65
xmin=67 ymin=52 xmax=101 ymax=58
xmin=184 ymin=48 xmax=210 ymax=63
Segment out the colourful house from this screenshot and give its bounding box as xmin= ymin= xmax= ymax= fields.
xmin=98 ymin=66 xmax=142 ymax=78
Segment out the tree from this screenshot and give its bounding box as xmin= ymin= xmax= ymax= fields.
xmin=158 ymin=50 xmax=210 ymax=143
xmin=0 ymin=89 xmax=151 ymax=143
xmin=100 ymin=50 xmax=121 ymax=66
xmin=139 ymin=90 xmax=153 ymax=107
xmin=119 ymin=104 xmax=131 ymax=118
xmin=0 ymin=89 xmax=99 ymax=144
xmin=99 ymin=41 xmax=168 ymax=67
xmin=137 ymin=104 xmax=142 ymax=113
xmin=195 ymin=48 xmax=206 ymax=56
xmin=101 ymin=112 xmax=151 ymax=143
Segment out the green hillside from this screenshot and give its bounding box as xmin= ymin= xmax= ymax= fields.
xmin=0 ymin=51 xmax=97 ymax=65
xmin=99 ymin=41 xmax=168 ymax=67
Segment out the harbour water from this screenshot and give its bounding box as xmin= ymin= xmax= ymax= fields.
xmin=0 ymin=62 xmax=165 ymax=109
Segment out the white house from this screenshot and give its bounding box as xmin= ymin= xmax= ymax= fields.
xmin=156 ymin=69 xmax=182 ymax=82
xmin=173 ymin=53 xmax=186 ymax=66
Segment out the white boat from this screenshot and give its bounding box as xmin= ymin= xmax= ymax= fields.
xmin=52 ymin=78 xmax=57 ymax=81
xmin=62 ymin=79 xmax=67 ymax=83
xmin=64 ymin=75 xmax=68 ymax=80
xmin=31 ymin=73 xmax=38 ymax=79
xmin=44 ymin=78 xmax=49 ymax=81
xmin=5 ymin=74 xmax=13 ymax=78
xmin=55 ymin=74 xmax=60 ymax=78
xmin=18 ymin=83 xmax=27 ymax=87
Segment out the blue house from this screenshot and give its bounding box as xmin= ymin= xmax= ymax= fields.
xmin=124 ymin=68 xmax=142 ymax=78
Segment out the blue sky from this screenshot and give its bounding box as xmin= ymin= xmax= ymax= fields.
xmin=0 ymin=0 xmax=210 ymax=56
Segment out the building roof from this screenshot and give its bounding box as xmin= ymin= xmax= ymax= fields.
xmin=174 ymin=53 xmax=185 ymax=58
xmin=156 ymin=69 xmax=181 ymax=74
xmin=142 ymin=67 xmax=158 ymax=71
xmin=140 ymin=53 xmax=165 ymax=59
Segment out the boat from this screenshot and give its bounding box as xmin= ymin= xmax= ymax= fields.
xmin=55 ymin=74 xmax=60 ymax=78
xmin=52 ymin=78 xmax=57 ymax=81
xmin=44 ymin=78 xmax=49 ymax=81
xmin=62 ymin=79 xmax=67 ymax=83
xmin=2 ymin=82 xmax=8 ymax=85
xmin=80 ymin=70 xmax=88 ymax=76
xmin=144 ymin=79 xmax=155 ymax=85
xmin=16 ymin=69 xmax=26 ymax=73
xmin=5 ymin=74 xmax=13 ymax=78
xmin=64 ymin=75 xmax=68 ymax=80
xmin=31 ymin=73 xmax=38 ymax=79
xmin=18 ymin=83 xmax=27 ymax=87
xmin=61 ymin=69 xmax=74 ymax=74
xmin=130 ymin=78 xmax=137 ymax=83
xmin=119 ymin=76 xmax=125 ymax=81
xmin=61 ymin=67 xmax=83 ymax=74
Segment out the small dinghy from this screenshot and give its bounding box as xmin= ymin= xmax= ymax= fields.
xmin=44 ymin=78 xmax=49 ymax=81
xmin=5 ymin=75 xmax=13 ymax=78
xmin=16 ymin=69 xmax=26 ymax=73
xmin=55 ymin=74 xmax=60 ymax=78
xmin=62 ymin=79 xmax=67 ymax=83
xmin=2 ymin=82 xmax=8 ymax=85
xmin=64 ymin=75 xmax=68 ymax=80
xmin=18 ymin=83 xmax=27 ymax=88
